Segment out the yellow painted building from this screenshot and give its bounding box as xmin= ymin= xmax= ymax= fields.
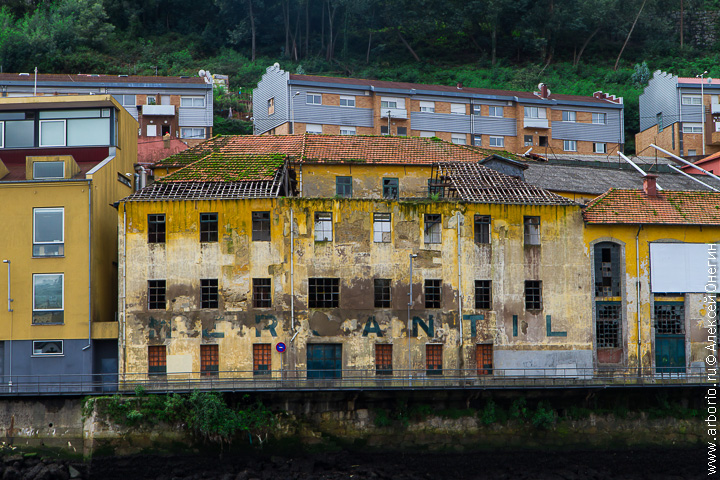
xmin=0 ymin=95 xmax=136 ymax=389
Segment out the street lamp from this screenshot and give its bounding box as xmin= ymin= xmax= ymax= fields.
xmin=290 ymin=91 xmax=301 ymax=134
xmin=697 ymin=71 xmax=710 ymax=156
xmin=408 ymin=253 xmax=418 ymax=382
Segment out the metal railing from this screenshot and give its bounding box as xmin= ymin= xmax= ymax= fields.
xmin=0 ymin=367 xmax=709 ymax=396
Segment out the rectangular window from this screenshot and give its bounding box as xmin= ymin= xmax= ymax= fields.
xmin=564 ymin=140 xmax=577 ymax=151
xmin=147 ymin=125 xmax=158 ymax=137
xmin=396 ymin=126 xmax=407 ymax=136
xmin=32 ymin=340 xmax=63 ymax=356
xmin=595 ymin=243 xmax=621 ymax=297
xmin=450 ymin=103 xmax=465 ymax=115
xmin=373 ymin=213 xmax=392 ymax=243
xmin=199 ymin=212 xmax=218 ymax=242
xmin=424 ymin=214 xmax=442 ymax=244
xmin=308 ymin=278 xmax=340 ymax=308
xmin=33 ymin=207 xmax=64 ymax=257
xmin=375 ymin=344 xmax=392 ymax=375
xmin=488 ymin=106 xmax=503 ymax=117
xmin=562 ymin=111 xmax=576 ymax=122
xmin=200 ymin=344 xmax=219 ymax=376
xmin=201 ymin=279 xmax=219 ymax=309
xmin=148 ymin=345 xmax=167 ymax=376
xmin=489 ymin=136 xmax=504 ymax=147
xmin=594 ymin=142 xmax=607 ymax=154
xmin=524 ymin=216 xmax=540 ymax=245
xmin=451 ymin=133 xmax=467 ymax=145
xmin=32 ymin=273 xmax=64 ymax=324
xmin=148 ymin=214 xmax=166 ymax=243
xmin=657 ymin=113 xmax=664 ymax=132
xmin=524 ymin=107 xmax=546 ymax=119
xmin=596 ymin=302 xmax=621 ymax=348
xmin=252 ymin=211 xmax=271 ymax=241
xmin=33 ymin=161 xmax=65 ymax=180
xmin=681 ymin=95 xmax=702 ymax=105
xmin=374 ymin=279 xmax=391 ymax=308
xmin=305 ymin=124 xmax=323 ymax=134
xmin=339 ymin=95 xmax=355 ymax=107
xmin=472 ymin=104 xmax=482 ymax=115
xmin=340 ymin=126 xmax=356 ymax=135
xmin=688 ymin=149 xmax=697 ymax=156
xmin=424 ymin=279 xmax=441 ymax=309
xmin=419 ymin=101 xmax=435 ymax=113
xmin=383 ymin=178 xmax=399 ymax=199
xmin=253 ymin=278 xmax=272 ymax=308
xmin=592 ymin=112 xmax=607 ymax=124
xmin=524 ymin=135 xmax=533 ymax=146
xmin=419 ymin=131 xmax=435 ymax=138
xmin=180 ymin=127 xmax=205 ymax=139
xmin=336 ymin=176 xmax=353 ymax=197
xmin=253 ymin=344 xmax=271 ymax=376
xmin=180 ymin=96 xmax=205 ymax=107
xmin=6 ymin=119 xmax=34 ymax=148
xmin=654 ymin=302 xmax=685 ymax=335
xmin=112 ymin=94 xmax=136 ymax=106
xmin=473 ymin=135 xmax=482 ymax=146
xmin=380 ymin=126 xmax=389 ymax=135
xmin=477 ymin=344 xmax=493 ymax=375
xmin=475 ymin=280 xmax=492 ymax=310
xmin=474 ymin=215 xmax=490 ymax=244
xmin=306 ymin=93 xmax=322 ymax=105
xmin=267 ymin=98 xmax=275 ymax=115
xmin=148 ymin=280 xmax=166 ymax=310
xmin=426 ymin=344 xmax=442 ymax=375
xmin=380 ymin=98 xmax=398 ymax=109
xmin=39 ymin=120 xmax=66 ymax=146
xmin=314 ymin=212 xmax=333 ymax=241
xmin=525 ymin=280 xmax=542 ymax=310
xmin=683 ymin=123 xmax=703 ymax=133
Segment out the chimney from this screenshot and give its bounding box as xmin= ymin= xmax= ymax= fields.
xmin=643 ymin=174 xmax=658 ymax=197
xmin=456 ymin=82 xmax=463 ymax=89
xmin=540 ymin=83 xmax=549 ymax=99
xmin=163 ymin=132 xmax=171 ymax=149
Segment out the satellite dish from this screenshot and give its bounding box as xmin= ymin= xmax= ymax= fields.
xmin=198 ymin=69 xmax=206 ymax=77
xmin=538 ymin=83 xmax=544 ymax=90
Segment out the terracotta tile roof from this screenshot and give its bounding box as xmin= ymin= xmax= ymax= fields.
xmin=583 ymin=189 xmax=720 ymax=225
xmin=0 ymin=73 xmax=206 ymax=85
xmin=137 ymin=138 xmax=189 ymax=165
xmin=160 ymin=153 xmax=286 ymax=183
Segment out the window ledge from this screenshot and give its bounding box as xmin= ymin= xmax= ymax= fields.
xmin=32 ymin=323 xmax=65 ymax=326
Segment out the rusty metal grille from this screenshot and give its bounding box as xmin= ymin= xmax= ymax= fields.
xmin=655 ymin=302 xmax=685 ymax=335
xmin=148 ymin=346 xmax=166 ymax=375
xmin=426 ymin=344 xmax=443 ymax=375
xmin=477 ymin=344 xmax=493 ymax=375
xmin=253 ymin=344 xmax=271 ymax=376
xmin=597 ymin=302 xmax=621 ymax=348
xmin=200 ymin=344 xmax=218 ymax=376
xmin=375 ymin=344 xmax=393 ymax=375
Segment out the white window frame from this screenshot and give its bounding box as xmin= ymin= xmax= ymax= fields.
xmin=146 ymin=124 xmax=157 ymax=137
xmin=39 ymin=119 xmax=66 ymax=147
xmin=450 ymin=103 xmax=466 ymax=115
xmin=562 ymin=111 xmax=576 ymax=122
xmin=373 ymin=213 xmax=392 ymax=243
xmin=339 ymin=96 xmax=355 ymax=107
xmin=488 ymin=106 xmax=503 ymax=118
xmin=524 ymin=106 xmax=546 ymax=119
xmin=564 ymin=140 xmax=577 ymax=152
xmin=451 ymin=133 xmax=467 ymax=145
xmin=180 ymin=96 xmax=205 ymax=108
xmin=380 ymin=97 xmax=403 ymax=109
xmin=594 ymin=142 xmax=607 ymax=153
xmin=340 ymin=126 xmax=356 ymax=135
xmin=682 ymin=95 xmax=702 ymax=106
xmin=32 ymin=273 xmax=64 ymax=317
xmin=32 ymin=340 xmax=64 ymax=356
xmin=33 ymin=161 xmax=65 ymax=180
xmin=419 ymin=131 xmax=435 ymax=138
xmin=688 ymin=149 xmax=697 ymax=156
xmin=113 ymin=94 xmax=136 ymax=106
xmin=592 ymin=113 xmax=607 ymax=124
xmin=489 ymin=136 xmax=504 ymax=147
xmin=683 ymin=123 xmax=703 ymax=134
xmin=305 ymin=124 xmax=323 ymax=134
xmin=180 ymin=127 xmax=205 ymax=139
xmin=314 ymin=212 xmax=333 ymax=241
xmin=33 ymin=207 xmax=64 ymax=256
xmin=419 ymin=101 xmax=435 ymax=113
xmin=306 ymin=93 xmax=322 ymax=105
xmin=473 ymin=135 xmax=482 ymax=146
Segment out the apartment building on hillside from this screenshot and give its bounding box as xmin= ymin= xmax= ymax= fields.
xmin=253 ymin=64 xmax=624 ymax=156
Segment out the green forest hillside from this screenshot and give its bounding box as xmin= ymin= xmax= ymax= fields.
xmin=2 ymin=0 xmax=720 ymax=153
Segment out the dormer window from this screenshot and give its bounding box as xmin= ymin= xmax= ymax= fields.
xmin=33 ymin=161 xmax=64 ymax=180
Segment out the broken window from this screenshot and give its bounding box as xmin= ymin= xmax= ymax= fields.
xmin=148 ymin=280 xmax=166 ymax=310
xmin=253 ymin=344 xmax=271 ymax=376
xmin=201 ymin=279 xmax=218 ymax=309
xmin=523 ymin=216 xmax=540 ymax=245
xmin=596 ymin=302 xmax=621 ymax=348
xmin=253 ymin=278 xmax=272 ymax=308
xmin=375 ymin=344 xmax=393 ymax=375
xmin=427 ymin=179 xmax=444 ymax=198
xmin=475 ymin=280 xmax=492 ymax=310
xmin=308 ymin=278 xmax=339 ymax=308
xmin=524 ymin=280 xmax=542 ymax=310
xmin=654 ymin=302 xmax=685 ymax=335
xmin=374 ymin=279 xmax=391 ymax=308
xmin=477 ymin=344 xmax=493 ymax=375
xmin=424 ymin=279 xmax=441 ymax=308
xmin=474 ymin=215 xmax=491 ymax=244
xmin=252 ymin=211 xmax=270 ymax=241
xmin=148 ymin=345 xmax=166 ymax=377
xmin=383 ymin=178 xmax=399 ymax=199
xmin=594 ymin=242 xmax=621 ymax=297
xmin=200 ymin=344 xmax=218 ymax=376
xmin=336 ymin=176 xmax=352 ymax=197
xmin=200 ymin=212 xmax=218 ymax=242
xmin=314 ymin=212 xmax=332 ymax=241
xmin=424 ymin=214 xmax=442 ymax=244
xmin=426 ymin=344 xmax=443 ymax=375
xmin=148 ymin=214 xmax=165 ymax=243
xmin=373 ymin=213 xmax=392 ymax=243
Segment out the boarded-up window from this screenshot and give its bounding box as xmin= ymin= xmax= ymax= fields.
xmin=650 ymin=243 xmax=718 ymax=293
xmin=375 ymin=344 xmax=392 ymax=375
xmin=148 ymin=346 xmax=166 ymax=376
xmin=426 ymin=344 xmax=442 ymax=375
xmin=476 ymin=344 xmax=493 ymax=375
xmin=200 ymin=344 xmax=218 ymax=376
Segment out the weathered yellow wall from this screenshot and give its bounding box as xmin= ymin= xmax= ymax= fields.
xmin=301 ymin=164 xmax=432 ymax=198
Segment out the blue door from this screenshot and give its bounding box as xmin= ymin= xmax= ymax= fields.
xmin=307 ymin=344 xmax=342 ymax=379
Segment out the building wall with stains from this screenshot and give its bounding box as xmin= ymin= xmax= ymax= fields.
xmin=119 ymin=196 xmax=590 ymax=383
xmin=299 ymin=164 xmax=432 ymax=198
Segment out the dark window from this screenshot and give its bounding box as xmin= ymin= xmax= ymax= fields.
xmin=253 ymin=278 xmax=272 ymax=308
xmin=252 ymin=211 xmax=270 ymax=241
xmin=539 ymin=136 xmax=548 ymax=147
xmin=525 ymin=280 xmax=542 ymax=310
xmin=200 ymin=344 xmax=219 ymax=376
xmin=148 ymin=214 xmax=165 ymax=243
xmin=475 ymin=280 xmax=492 ymax=310
xmin=594 ymin=242 xmax=621 ymax=297
xmin=383 ymin=178 xmax=399 ymax=199
xmin=424 ymin=214 xmax=442 ymax=244
xmin=397 ymin=126 xmax=407 ymax=136
xmin=524 ymin=135 xmax=533 ymax=146
xmin=524 ymin=216 xmax=540 ymax=245
xmin=148 ymin=280 xmax=166 ymax=310
xmin=427 ymin=179 xmax=444 ymax=198
xmin=201 ymin=279 xmax=219 ymax=309
xmin=425 ymin=279 xmax=441 ymax=308
xmin=375 ymin=344 xmax=393 ymax=375
xmin=336 ymin=176 xmax=353 ymax=197
xmin=307 ymin=344 xmax=342 ymax=379
xmin=655 ymin=302 xmax=685 ymax=335
xmin=380 ymin=125 xmax=389 ymax=135
xmin=148 ymin=345 xmax=166 ymax=376
xmin=200 ymin=212 xmax=218 ymax=242
xmin=253 ymin=344 xmax=271 ymax=376
xmin=309 ymin=278 xmax=339 ymax=308
xmin=374 ymin=279 xmax=391 ymax=308
xmin=477 ymin=344 xmax=493 ymax=375
xmin=426 ymin=344 xmax=442 ymax=375
xmin=597 ymin=302 xmax=621 ymax=348
xmin=474 ymin=215 xmax=491 ymax=243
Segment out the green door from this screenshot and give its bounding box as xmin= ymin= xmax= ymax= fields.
xmin=655 ymin=335 xmax=686 ymax=374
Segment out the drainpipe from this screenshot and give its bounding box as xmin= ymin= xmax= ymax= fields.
xmin=3 ymin=260 xmax=12 ymax=386
xmin=121 ymin=207 xmax=127 ymax=379
xmin=635 ymin=224 xmax=642 ymax=377
xmin=457 ymin=212 xmax=463 ymax=347
xmin=83 ymin=182 xmax=92 ymax=351
xmin=290 ymin=208 xmax=295 ymax=332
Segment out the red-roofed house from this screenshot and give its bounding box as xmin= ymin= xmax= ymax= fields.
xmin=681 ymin=150 xmax=720 ymax=175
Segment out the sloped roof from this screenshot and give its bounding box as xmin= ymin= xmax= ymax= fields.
xmin=160 ymin=153 xmax=287 ymax=183
xmin=122 ymin=181 xmax=282 ymax=201
xmin=0 ymin=73 xmax=206 ymax=85
xmin=583 ymin=189 xmax=720 ymax=225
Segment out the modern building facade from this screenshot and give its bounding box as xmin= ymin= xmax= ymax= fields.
xmin=0 ymin=73 xmax=213 ymax=145
xmin=0 ymin=95 xmax=137 ymax=390
xmin=253 ymin=64 xmax=625 ymax=156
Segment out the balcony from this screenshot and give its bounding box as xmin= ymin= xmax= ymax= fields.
xmin=380 ymin=108 xmax=408 ymax=119
xmin=140 ymin=104 xmax=175 ymax=116
xmin=523 ymin=117 xmax=549 ymax=129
